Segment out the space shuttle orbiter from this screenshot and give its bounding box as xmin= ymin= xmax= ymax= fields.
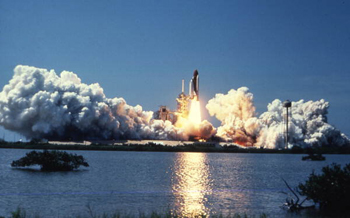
xmin=189 ymin=69 xmax=199 ymax=100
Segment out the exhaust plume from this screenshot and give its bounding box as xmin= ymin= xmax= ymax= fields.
xmin=1 ymin=65 xmax=347 ymax=148
xmin=206 ymin=87 xmax=350 ymax=148
xmin=206 ymin=87 xmax=257 ymax=146
xmin=0 ymin=65 xmax=188 ymax=141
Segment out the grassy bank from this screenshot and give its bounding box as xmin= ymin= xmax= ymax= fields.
xmin=2 ymin=208 xmax=269 ymax=218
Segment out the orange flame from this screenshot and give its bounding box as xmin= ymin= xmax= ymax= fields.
xmin=188 ymin=100 xmax=201 ymax=125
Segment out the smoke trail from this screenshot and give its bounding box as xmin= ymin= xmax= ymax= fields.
xmin=0 ymin=65 xmax=186 ymax=141
xmin=206 ymin=87 xmax=350 ymax=148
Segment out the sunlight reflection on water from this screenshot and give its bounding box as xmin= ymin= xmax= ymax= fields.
xmin=171 ymin=152 xmax=212 ymax=217
xmin=2 ymin=149 xmax=350 ymax=217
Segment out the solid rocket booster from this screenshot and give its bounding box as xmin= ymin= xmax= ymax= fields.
xmin=189 ymin=69 xmax=199 ymax=100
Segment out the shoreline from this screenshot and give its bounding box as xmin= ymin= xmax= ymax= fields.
xmin=1 ymin=141 xmax=350 ymax=154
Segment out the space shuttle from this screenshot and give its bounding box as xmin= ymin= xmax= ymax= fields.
xmin=189 ymin=70 xmax=199 ymax=101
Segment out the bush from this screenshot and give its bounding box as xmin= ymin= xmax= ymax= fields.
xmin=298 ymin=163 xmax=350 ymax=210
xmin=11 ymin=150 xmax=89 ymax=171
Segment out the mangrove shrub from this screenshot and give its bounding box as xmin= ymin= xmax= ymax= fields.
xmin=298 ymin=163 xmax=350 ymax=210
xmin=11 ymin=150 xmax=89 ymax=171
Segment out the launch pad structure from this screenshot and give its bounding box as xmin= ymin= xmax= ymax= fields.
xmin=154 ymin=70 xmax=199 ymax=123
xmin=176 ymin=79 xmax=190 ymax=117
xmin=153 ymin=106 xmax=176 ymax=123
xmin=283 ymin=100 xmax=292 ymax=149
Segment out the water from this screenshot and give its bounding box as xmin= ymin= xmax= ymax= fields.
xmin=0 ymin=149 xmax=349 ymax=217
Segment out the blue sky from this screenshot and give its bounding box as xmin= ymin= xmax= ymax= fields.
xmin=1 ymin=0 xmax=350 ymax=141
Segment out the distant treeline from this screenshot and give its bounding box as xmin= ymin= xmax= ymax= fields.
xmin=1 ymin=140 xmax=350 ymax=154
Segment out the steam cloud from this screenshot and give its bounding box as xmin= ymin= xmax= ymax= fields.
xmin=0 ymin=65 xmax=190 ymax=141
xmin=0 ymin=65 xmax=348 ymax=148
xmin=206 ymin=87 xmax=350 ymax=148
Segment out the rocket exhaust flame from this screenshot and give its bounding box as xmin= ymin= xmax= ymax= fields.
xmin=188 ymin=100 xmax=201 ymax=125
xmin=174 ymin=69 xmax=215 ymax=141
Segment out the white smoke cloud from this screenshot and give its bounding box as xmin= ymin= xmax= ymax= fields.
xmin=206 ymin=87 xmax=257 ymax=146
xmin=1 ymin=66 xmax=348 ymax=148
xmin=206 ymin=87 xmax=350 ymax=148
xmin=0 ymin=65 xmax=185 ymax=141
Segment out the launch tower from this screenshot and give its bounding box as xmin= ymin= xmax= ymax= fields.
xmin=176 ymin=80 xmax=190 ymax=117
xmin=283 ymin=100 xmax=292 ymax=149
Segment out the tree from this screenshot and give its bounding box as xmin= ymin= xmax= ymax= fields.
xmin=11 ymin=150 xmax=89 ymax=171
xmin=298 ymin=163 xmax=350 ymax=210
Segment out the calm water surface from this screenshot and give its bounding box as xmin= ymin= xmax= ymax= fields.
xmin=0 ymin=149 xmax=349 ymax=217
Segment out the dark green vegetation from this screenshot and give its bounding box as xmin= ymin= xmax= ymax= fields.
xmin=11 ymin=150 xmax=89 ymax=171
xmin=298 ymin=163 xmax=350 ymax=210
xmin=2 ymin=207 xmax=268 ymax=218
xmin=302 ymin=153 xmax=326 ymax=161
xmin=1 ymin=140 xmax=350 ymax=154
xmin=283 ymin=163 xmax=350 ymax=215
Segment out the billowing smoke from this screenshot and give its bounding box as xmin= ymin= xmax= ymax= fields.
xmin=1 ymin=65 xmax=348 ymax=148
xmin=257 ymin=99 xmax=349 ymax=148
xmin=175 ymin=116 xmax=216 ymax=140
xmin=206 ymin=87 xmax=257 ymax=146
xmin=0 ymin=65 xmax=192 ymax=141
xmin=206 ymin=87 xmax=350 ymax=148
